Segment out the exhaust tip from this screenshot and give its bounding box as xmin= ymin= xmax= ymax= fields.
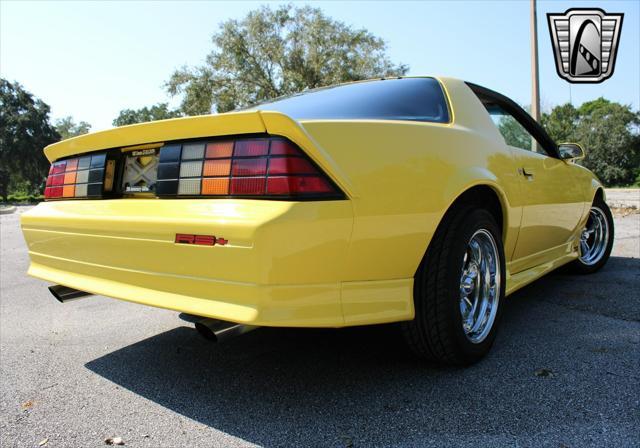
xmin=194 ymin=318 xmax=257 ymax=343
xmin=48 ymin=285 xmax=92 ymax=303
xmin=194 ymin=321 xmax=219 ymax=342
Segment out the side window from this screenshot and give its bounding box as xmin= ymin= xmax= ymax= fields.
xmin=485 ymin=105 xmax=548 ymax=156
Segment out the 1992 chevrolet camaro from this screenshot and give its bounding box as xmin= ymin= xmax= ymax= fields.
xmin=21 ymin=77 xmax=614 ymax=365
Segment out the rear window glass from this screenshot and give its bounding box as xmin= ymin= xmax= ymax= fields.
xmin=249 ymin=78 xmax=450 ymax=123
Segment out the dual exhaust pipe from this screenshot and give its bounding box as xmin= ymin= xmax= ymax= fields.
xmin=49 ymin=285 xmax=256 ymax=342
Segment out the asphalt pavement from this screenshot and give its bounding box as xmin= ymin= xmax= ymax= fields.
xmin=1 ymin=207 xmax=638 ymax=448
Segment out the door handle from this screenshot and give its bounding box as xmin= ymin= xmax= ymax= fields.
xmin=522 ymin=167 xmax=535 ymax=179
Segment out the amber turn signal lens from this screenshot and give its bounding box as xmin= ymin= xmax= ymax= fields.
xmin=202 ymin=178 xmax=230 ymax=195
xmin=63 ymin=171 xmax=77 ymax=184
xmin=206 ymin=142 xmax=233 ymax=158
xmin=203 ymin=159 xmax=231 ymax=177
xmin=63 ymin=185 xmax=75 ymax=198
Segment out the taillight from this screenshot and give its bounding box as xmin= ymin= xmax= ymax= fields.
xmin=44 ymin=152 xmax=109 ymax=200
xmin=156 ymin=137 xmax=342 ymax=199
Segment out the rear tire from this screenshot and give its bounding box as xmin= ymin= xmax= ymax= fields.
xmin=566 ymin=195 xmax=614 ymax=274
xmin=401 ymin=206 xmax=506 ymax=366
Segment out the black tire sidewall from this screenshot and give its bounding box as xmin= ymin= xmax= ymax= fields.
xmin=574 ymin=197 xmax=615 ymax=274
xmin=444 ymin=209 xmax=506 ymax=363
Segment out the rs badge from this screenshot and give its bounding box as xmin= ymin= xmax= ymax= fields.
xmin=175 ymin=234 xmax=228 ymax=246
xmin=547 ymin=8 xmax=623 ymax=83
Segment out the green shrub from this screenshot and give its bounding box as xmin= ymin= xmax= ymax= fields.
xmin=6 ymin=193 xmax=44 ymax=203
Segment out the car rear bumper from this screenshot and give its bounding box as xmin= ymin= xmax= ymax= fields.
xmin=21 ymin=199 xmax=414 ymax=327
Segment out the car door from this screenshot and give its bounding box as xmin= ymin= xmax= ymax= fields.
xmin=487 ymin=105 xmax=584 ymax=272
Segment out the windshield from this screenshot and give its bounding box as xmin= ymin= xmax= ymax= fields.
xmin=249 ymin=77 xmax=450 ymax=123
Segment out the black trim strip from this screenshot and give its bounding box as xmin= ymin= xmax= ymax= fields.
xmin=466 ymin=82 xmax=559 ymax=158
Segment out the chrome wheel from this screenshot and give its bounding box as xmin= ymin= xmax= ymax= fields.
xmin=579 ymin=206 xmax=610 ymax=266
xmin=459 ymin=229 xmax=501 ymax=344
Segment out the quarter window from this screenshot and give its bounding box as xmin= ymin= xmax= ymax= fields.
xmin=485 ymin=105 xmax=548 ymax=155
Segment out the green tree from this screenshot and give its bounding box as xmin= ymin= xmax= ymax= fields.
xmin=543 ymin=99 xmax=639 ymax=186
xmin=498 ymin=115 xmax=532 ymax=151
xmin=166 ymin=4 xmax=408 ymax=115
xmin=0 ymin=79 xmax=60 ymax=201
xmin=575 ymin=99 xmax=640 ymax=186
xmin=113 ymin=103 xmax=182 ymax=126
xmin=541 ymin=103 xmax=578 ymax=143
xmin=55 ymin=116 xmax=91 ymax=140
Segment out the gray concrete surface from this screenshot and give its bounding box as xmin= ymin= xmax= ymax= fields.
xmin=605 ymin=188 xmax=640 ymax=210
xmin=0 ymin=206 xmax=17 ymax=215
xmin=1 ymin=207 xmax=638 ymax=448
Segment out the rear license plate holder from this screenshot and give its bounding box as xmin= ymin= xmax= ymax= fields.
xmin=122 ymin=148 xmax=159 ymax=194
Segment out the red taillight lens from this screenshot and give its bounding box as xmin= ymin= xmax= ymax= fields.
xmin=44 ymin=153 xmax=107 ymax=200
xmin=267 ymin=176 xmax=334 ymax=194
xmin=156 ymin=137 xmax=342 ymax=199
xmin=51 ymin=161 xmax=66 ymax=174
xmin=269 ymin=140 xmax=300 ymax=155
xmin=267 ymin=157 xmax=316 ymax=175
xmin=231 ymin=177 xmax=266 ymax=195
xmin=232 ymin=158 xmax=267 ymax=176
xmin=234 ymin=140 xmax=269 ymax=157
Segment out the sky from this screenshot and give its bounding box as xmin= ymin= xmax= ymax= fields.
xmin=1 ymin=0 xmax=638 ymax=131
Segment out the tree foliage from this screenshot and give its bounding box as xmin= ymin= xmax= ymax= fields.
xmin=493 ymin=99 xmax=639 ymax=186
xmin=543 ymin=98 xmax=640 ymax=186
xmin=55 ymin=116 xmax=91 ymax=140
xmin=166 ymin=4 xmax=408 ymax=115
xmin=113 ymin=103 xmax=182 ymax=127
xmin=113 ymin=103 xmax=182 ymax=126
xmin=498 ymin=115 xmax=532 ymax=151
xmin=0 ymin=79 xmax=60 ymax=200
xmin=541 ymin=103 xmax=578 ymax=144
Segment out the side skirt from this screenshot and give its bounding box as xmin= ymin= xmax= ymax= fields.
xmin=505 ymin=251 xmax=578 ymax=297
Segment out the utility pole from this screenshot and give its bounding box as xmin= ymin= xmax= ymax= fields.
xmin=569 ymin=84 xmax=572 ymax=105
xmin=530 ymin=0 xmax=541 ymax=152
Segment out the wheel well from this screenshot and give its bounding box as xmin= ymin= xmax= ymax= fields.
xmin=594 ymin=187 xmax=605 ymax=204
xmin=451 ymin=185 xmax=505 ymax=235
xmin=414 ymin=184 xmax=506 ymax=278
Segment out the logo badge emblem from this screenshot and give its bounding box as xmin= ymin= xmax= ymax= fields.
xmin=547 ymin=8 xmax=623 ymax=83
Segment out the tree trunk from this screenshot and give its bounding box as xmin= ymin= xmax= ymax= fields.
xmin=0 ymin=169 xmax=9 ymax=203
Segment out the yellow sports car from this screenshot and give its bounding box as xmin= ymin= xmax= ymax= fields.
xmin=20 ymin=77 xmax=614 ymax=365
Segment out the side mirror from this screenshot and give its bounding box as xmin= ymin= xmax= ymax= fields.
xmin=558 ymin=143 xmax=585 ymax=161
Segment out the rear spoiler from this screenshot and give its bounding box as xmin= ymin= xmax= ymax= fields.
xmin=44 ymin=111 xmax=265 ymax=161
xmin=44 ymin=110 xmax=355 ymax=198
